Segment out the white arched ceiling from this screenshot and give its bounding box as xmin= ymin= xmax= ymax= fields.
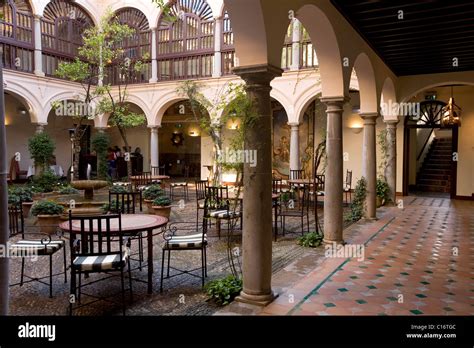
xmin=296 ymin=4 xmax=344 ymax=98
xmin=353 ymin=52 xmax=378 ymax=114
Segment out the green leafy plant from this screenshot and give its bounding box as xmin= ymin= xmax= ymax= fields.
xmin=346 ymin=177 xmax=367 ymax=223
xmin=91 ymin=132 xmax=110 ymax=179
xmin=28 ymin=132 xmax=55 ymax=172
xmin=30 ymin=170 xmax=60 ymax=193
xmin=31 ymin=201 xmax=64 ymax=216
xmin=152 ymin=196 xmax=172 ymax=207
xmin=109 ymin=185 xmax=128 ymax=194
xmin=8 ymin=186 xmax=33 ymax=204
xmin=143 ymin=185 xmax=164 ymax=201
xmin=205 ymin=275 xmax=243 ymax=306
xmin=376 ymin=177 xmax=390 ymax=205
xmin=102 ymin=199 xmax=120 ymax=213
xmin=58 ymin=186 xmax=80 ymax=195
xmin=297 ymin=232 xmax=324 ymax=248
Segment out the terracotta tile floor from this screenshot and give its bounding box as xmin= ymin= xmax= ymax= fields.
xmin=262 ymin=197 xmax=474 ymax=316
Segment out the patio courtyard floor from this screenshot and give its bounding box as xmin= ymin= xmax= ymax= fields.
xmin=8 ymin=192 xmax=473 ymax=316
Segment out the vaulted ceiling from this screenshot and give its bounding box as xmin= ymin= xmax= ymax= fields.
xmin=332 ymin=0 xmax=474 ymax=76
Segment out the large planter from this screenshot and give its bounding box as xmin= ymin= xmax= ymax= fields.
xmin=36 ymin=215 xmax=62 ymax=235
xmin=152 ymin=205 xmax=171 ymax=219
xmin=71 ymin=180 xmax=108 ymax=200
xmin=144 ymin=199 xmax=154 ymax=213
xmin=22 ymin=202 xmax=34 ymax=218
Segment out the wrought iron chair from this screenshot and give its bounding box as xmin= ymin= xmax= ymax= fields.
xmin=134 ymin=171 xmax=152 ymax=191
xmin=289 ymin=169 xmax=305 ymax=190
xmin=195 ymin=180 xmax=208 ymax=227
xmin=150 ymin=166 xmax=163 ymax=185
xmin=344 ymin=170 xmax=353 ymax=205
xmin=8 ymin=202 xmax=67 ymax=298
xmin=160 ymin=221 xmax=208 ymax=292
xmin=68 ymin=212 xmax=132 ymax=316
xmin=278 ymin=185 xmax=311 ymax=236
xmin=108 ymin=190 xmax=144 ymax=270
xmin=170 ymin=181 xmax=189 ymax=201
xmin=205 ymin=186 xmax=241 ymax=239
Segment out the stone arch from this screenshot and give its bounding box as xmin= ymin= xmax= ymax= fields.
xmin=296 ymin=4 xmax=344 ymax=98
xmin=108 ymin=2 xmax=156 ymax=29
xmin=295 ymin=87 xmax=323 ymax=124
xmin=38 ymin=0 xmax=99 ymax=26
xmin=153 ymin=92 xmax=187 ymax=126
xmin=352 ymin=52 xmax=378 ymax=114
xmin=41 ymin=90 xmax=87 ymax=124
xmin=270 ymin=89 xmax=292 ymax=120
xmin=3 ymin=82 xmax=41 ymax=123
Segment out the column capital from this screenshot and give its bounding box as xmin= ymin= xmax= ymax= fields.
xmin=149 ymin=26 xmax=157 ymax=31
xmin=288 ymin=122 xmax=300 ymax=128
xmin=95 ymin=126 xmax=107 ymax=132
xmin=233 ymin=64 xmax=283 ymax=90
xmin=384 ymin=119 xmax=400 ymax=128
xmin=360 ymin=112 xmax=379 ymax=126
xmin=214 ymin=15 xmax=224 ymax=21
xmin=148 ymin=125 xmax=161 ymax=131
xmin=33 ymin=14 xmax=42 ymax=21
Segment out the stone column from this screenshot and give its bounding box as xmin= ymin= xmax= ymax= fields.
xmin=35 ymin=122 xmax=47 ymax=133
xmin=33 ymin=15 xmax=44 ymax=77
xmin=385 ymin=120 xmax=398 ymax=205
xmin=233 ymin=64 xmax=282 ymax=306
xmin=289 ymin=122 xmax=300 ymax=171
xmin=149 ymin=126 xmax=159 ymax=168
xmin=322 ymin=97 xmax=346 ymax=244
xmin=212 ymin=17 xmax=223 ymax=78
xmin=290 ymin=19 xmax=301 ymax=71
xmin=360 ymin=112 xmax=379 ymax=220
xmin=149 ymin=27 xmax=158 ymax=83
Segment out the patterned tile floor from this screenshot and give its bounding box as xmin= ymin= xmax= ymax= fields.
xmin=261 ymin=197 xmax=474 ymax=316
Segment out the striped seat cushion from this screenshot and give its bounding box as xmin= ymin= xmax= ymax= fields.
xmin=171 ymin=182 xmax=187 ymax=187
xmin=9 ymin=240 xmax=64 ymax=256
xmin=209 ymin=210 xmax=241 ymax=219
xmin=166 ymin=234 xmax=207 ymax=249
xmin=73 ymin=253 xmax=128 ymax=272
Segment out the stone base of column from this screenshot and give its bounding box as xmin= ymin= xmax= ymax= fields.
xmin=236 ymin=290 xmax=278 ymax=307
xmin=34 ymin=70 xmax=45 ymax=77
xmin=364 ymin=216 xmax=378 ymax=221
xmin=149 ymin=78 xmax=158 ymax=83
xmin=323 ymin=238 xmax=345 ymax=245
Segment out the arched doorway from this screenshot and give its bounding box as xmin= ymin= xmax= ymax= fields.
xmin=159 ymin=101 xmax=205 ymax=179
xmin=403 ymin=99 xmax=458 ymax=198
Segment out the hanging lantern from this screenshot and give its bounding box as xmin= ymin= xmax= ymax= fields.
xmin=442 ymin=87 xmax=461 ymax=126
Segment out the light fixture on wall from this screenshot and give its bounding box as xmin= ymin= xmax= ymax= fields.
xmin=442 ymin=86 xmax=461 ymax=127
xmin=348 ymin=120 xmax=363 ymax=134
xmin=188 ymin=130 xmax=200 ymax=137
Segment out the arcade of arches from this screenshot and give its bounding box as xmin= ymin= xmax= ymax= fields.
xmin=1 ymin=0 xmax=473 ymax=316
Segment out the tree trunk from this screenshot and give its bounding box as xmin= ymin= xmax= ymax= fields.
xmin=118 ymin=127 xmax=132 ymax=178
xmin=72 ymin=128 xmax=85 ymax=181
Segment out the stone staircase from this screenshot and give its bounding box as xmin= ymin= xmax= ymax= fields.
xmin=417 ymin=137 xmax=452 ymax=193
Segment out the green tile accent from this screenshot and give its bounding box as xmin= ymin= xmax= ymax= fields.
xmin=367 ymin=257 xmax=375 ymax=260
xmin=400 ymin=272 xmax=410 ymax=276
xmin=406 ymin=262 xmax=413 ymax=266
xmin=415 ymin=294 xmax=427 ymax=298
xmin=367 ymin=285 xmax=377 ymax=289
xmin=443 ymin=307 xmax=454 ymax=312
xmin=338 ymin=288 xmax=348 ymax=292
xmin=446 ymin=292 xmax=455 ymax=296
xmin=356 ymin=299 xmax=367 ymax=304
xmin=394 ymin=283 xmax=404 ymax=287
xmin=410 ymin=309 xmax=424 ymax=315
xmin=420 ymin=281 xmax=430 ymax=285
xmin=350 ymin=276 xmax=358 ymax=279
xmin=324 ymin=303 xmax=336 ymax=308
xmin=383 ymin=264 xmax=392 ymax=268
xmin=359 ymin=266 xmax=368 ymax=269
xmin=376 ymin=274 xmax=384 ymax=278
xmin=387 ymin=297 xmax=398 ymax=301
xmin=425 ymin=270 xmax=433 ymax=274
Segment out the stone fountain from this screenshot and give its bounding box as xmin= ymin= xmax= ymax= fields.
xmin=71 ymin=180 xmax=108 ymax=200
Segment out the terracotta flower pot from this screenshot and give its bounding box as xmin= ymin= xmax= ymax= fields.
xmin=22 ymin=202 xmax=34 ymax=218
xmin=152 ymin=206 xmax=171 ymax=219
xmin=36 ymin=215 xmax=62 ymax=235
xmin=144 ymin=199 xmax=154 ymax=213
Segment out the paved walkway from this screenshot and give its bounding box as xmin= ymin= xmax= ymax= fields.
xmin=222 ymin=196 xmax=473 ymax=315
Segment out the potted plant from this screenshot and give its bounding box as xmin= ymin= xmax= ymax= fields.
xmin=31 ymin=200 xmax=64 ymax=235
xmin=58 ymin=185 xmax=80 ymax=195
xmin=143 ymin=185 xmax=164 ymax=212
xmin=28 ymin=132 xmax=55 ymax=176
xmin=152 ymin=195 xmax=172 ymax=218
xmin=376 ymin=177 xmax=390 ymax=207
xmin=8 ymin=187 xmax=34 ymax=217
